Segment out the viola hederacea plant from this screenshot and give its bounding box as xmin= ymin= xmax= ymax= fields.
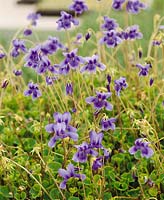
xmin=69 ymin=0 xmax=88 ymax=15
xmin=86 ymin=91 xmax=113 ymax=111
xmin=129 ymin=138 xmax=154 ymax=158
xmin=58 ymin=164 xmax=86 ymax=189
xmin=56 ymin=11 xmax=79 ymax=30
xmin=1 ymin=0 xmax=164 ymax=199
xmin=45 ymin=112 xmax=78 ymax=147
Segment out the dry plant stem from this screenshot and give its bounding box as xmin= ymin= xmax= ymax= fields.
xmin=66 ymin=30 xmax=71 ymax=51
xmin=6 ymin=158 xmax=53 ymax=200
xmin=55 ymin=78 xmax=68 ymax=110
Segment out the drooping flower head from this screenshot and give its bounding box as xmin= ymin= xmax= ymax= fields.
xmin=11 ymin=39 xmax=27 ymax=58
xmin=106 ymin=74 xmax=112 ymax=92
xmin=85 ymin=32 xmax=91 ymax=41
xmin=114 ymin=77 xmax=128 ymax=96
xmin=45 ymin=112 xmax=78 ymax=148
xmin=56 ymin=11 xmax=79 ymax=30
xmin=80 ymin=55 xmax=106 ymax=73
xmin=23 ymin=28 xmax=32 ymax=36
xmin=129 ymin=138 xmax=154 ymax=158
xmin=101 ymin=16 xmax=118 ymax=31
xmin=69 ymin=0 xmax=88 ymax=15
xmin=136 ymin=63 xmax=151 ymax=76
xmin=24 ymin=82 xmax=42 ymax=100
xmin=101 ymin=117 xmax=116 ymax=131
xmin=66 ymin=82 xmax=73 ymax=95
xmin=58 ymin=164 xmax=86 ymax=189
xmin=86 ymin=91 xmax=113 ymax=111
xmin=27 ymin=12 xmax=41 ymax=26
xmin=149 ymin=78 xmax=154 ymax=86
xmin=100 ymin=30 xmax=122 ymax=48
xmin=126 ymin=0 xmax=146 ymax=14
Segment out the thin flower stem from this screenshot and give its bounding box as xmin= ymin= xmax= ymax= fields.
xmin=36 ymin=151 xmax=66 ymax=200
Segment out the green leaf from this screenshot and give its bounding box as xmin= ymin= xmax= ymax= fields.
xmin=0 ymin=186 xmax=12 ymax=198
xmin=104 ymin=192 xmax=112 ymax=200
xmin=148 ymin=187 xmax=158 ymax=196
xmin=69 ymin=187 xmax=78 ymax=194
xmin=23 ymin=138 xmax=36 ymax=152
xmin=49 ymin=188 xmax=60 ymax=200
xmin=20 ymin=192 xmax=26 ymax=200
xmin=29 ymin=184 xmax=41 ymax=199
xmin=93 ymin=174 xmax=101 ymax=183
xmin=48 ymin=162 xmax=62 ymax=173
xmin=68 ymin=197 xmax=80 ymax=200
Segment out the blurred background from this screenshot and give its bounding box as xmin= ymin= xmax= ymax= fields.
xmin=0 ymin=0 xmax=164 ymax=49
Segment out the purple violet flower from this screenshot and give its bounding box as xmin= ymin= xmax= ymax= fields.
xmin=80 ymin=55 xmax=106 ymax=73
xmin=92 ymin=156 xmax=103 ymax=170
xmin=129 ymin=138 xmax=154 ymax=158
xmin=58 ymin=164 xmax=86 ymax=189
xmin=13 ymin=69 xmax=22 ymax=76
xmin=89 ymin=130 xmax=103 ymax=149
xmin=100 ymin=30 xmax=122 ymax=48
xmin=45 ymin=112 xmax=78 ymax=148
xmin=124 ymin=25 xmax=143 ymax=40
xmin=46 ymin=76 xmax=57 ymax=85
xmin=66 ymin=82 xmax=73 ymax=95
xmin=24 ymin=82 xmax=41 ymax=100
xmin=41 ymin=36 xmax=64 ymax=55
xmin=136 ymin=63 xmax=151 ymax=76
xmin=101 ymin=118 xmax=116 ymax=131
xmin=112 ymin=0 xmax=125 ymax=10
xmin=56 ymin=11 xmax=79 ymax=30
xmin=23 ymin=28 xmax=32 ymax=36
xmin=27 ymin=12 xmax=40 ymax=26
xmin=24 ymin=45 xmax=51 ymax=74
xmin=86 ymin=91 xmax=113 ymax=111
xmin=69 ymin=0 xmax=88 ymax=15
xmin=11 ymin=39 xmax=27 ymax=58
xmin=73 ymin=142 xmax=98 ymax=163
xmin=152 ymin=40 xmax=161 ymax=46
xmin=0 ymin=50 xmax=6 ymax=59
xmin=126 ymin=0 xmax=146 ymax=14
xmin=114 ymin=77 xmax=128 ymax=96
xmin=101 ymin=16 xmax=118 ymax=31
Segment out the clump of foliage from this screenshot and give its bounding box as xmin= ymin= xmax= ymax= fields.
xmin=0 ymin=0 xmax=164 ymax=199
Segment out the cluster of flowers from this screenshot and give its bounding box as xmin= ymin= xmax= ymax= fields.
xmin=100 ymin=16 xmax=143 ymax=48
xmin=45 ymin=109 xmax=115 ymax=188
xmin=112 ymin=0 xmax=146 ymax=14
